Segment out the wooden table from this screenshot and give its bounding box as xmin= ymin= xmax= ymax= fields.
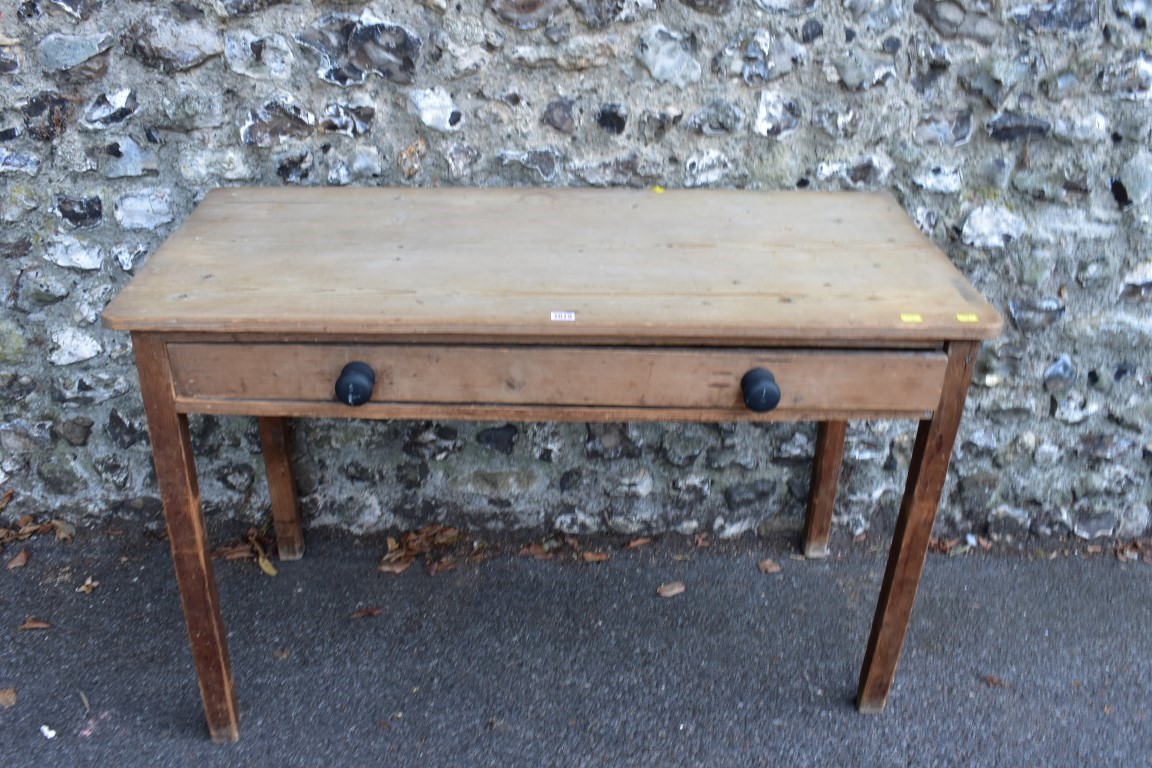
xmin=103 ymin=187 xmax=1001 ymax=742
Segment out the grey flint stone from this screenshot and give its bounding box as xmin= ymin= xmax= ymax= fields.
xmin=36 ymin=32 xmax=114 ymax=72
xmin=637 ymin=27 xmax=702 ymax=88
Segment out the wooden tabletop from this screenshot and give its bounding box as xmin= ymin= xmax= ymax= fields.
xmin=102 ymin=187 xmax=1002 ymax=346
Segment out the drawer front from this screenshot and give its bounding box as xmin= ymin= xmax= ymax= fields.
xmin=166 ymin=343 xmax=948 ymax=418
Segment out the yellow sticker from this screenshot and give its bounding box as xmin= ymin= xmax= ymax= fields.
xmin=956 ymin=313 xmax=979 ymax=323
xmin=651 ymin=186 xmax=665 ymax=194
xmin=900 ymin=313 xmax=923 ymax=324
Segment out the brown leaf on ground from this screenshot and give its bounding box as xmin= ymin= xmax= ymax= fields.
xmin=981 ymin=674 xmax=1010 ymax=689
xmin=401 ymin=525 xmax=463 ymax=554
xmin=625 ymin=537 xmax=652 ymax=549
xmin=378 ymin=553 xmax=414 ymax=574
xmin=758 ymin=558 xmax=782 ymax=574
xmin=0 ymin=488 xmax=13 ymax=513
xmin=657 ymin=581 xmax=685 ymax=598
xmin=1086 ymin=544 xmax=1103 ymax=555
xmin=50 ymin=520 xmax=75 ymax=543
xmin=247 ymin=532 xmax=277 ymax=576
xmin=427 ymin=557 xmax=456 ymax=575
xmin=273 ymin=647 xmax=290 ymax=660
xmin=519 ymin=543 xmax=554 ymax=559
xmin=1116 ymin=541 xmax=1147 ymax=562
xmin=693 ymin=533 xmax=711 ymax=548
xmin=350 ymin=607 xmax=383 ymax=620
xmin=975 ymin=536 xmax=992 ymax=551
xmin=0 ymin=688 xmax=15 ymax=708
xmin=6 ymin=548 xmax=28 ymax=569
xmin=928 ymin=537 xmax=961 ymax=554
xmin=582 ymin=551 xmax=610 ymax=563
xmin=18 ymin=617 xmax=50 ymax=631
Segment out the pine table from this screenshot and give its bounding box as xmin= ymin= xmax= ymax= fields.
xmin=103 ymin=187 xmax=1002 ymax=742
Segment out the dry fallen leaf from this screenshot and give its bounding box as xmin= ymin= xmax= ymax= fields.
xmin=625 ymin=537 xmax=653 ymax=549
xmin=50 ymin=520 xmax=76 ymax=543
xmin=758 ymin=558 xmax=782 ymax=574
xmin=0 ymin=688 xmax=15 ymax=709
xmin=657 ymin=581 xmax=686 ymax=598
xmin=378 ymin=549 xmax=414 ymax=574
xmin=272 ymin=647 xmax=290 ymax=660
xmin=426 ymin=557 xmax=456 ymax=575
xmin=519 ymin=543 xmax=554 ymax=560
xmin=350 ymin=607 xmax=383 ymax=620
xmin=981 ymin=674 xmax=1010 ymax=689
xmin=76 ymin=576 xmax=99 ymax=594
xmin=19 ymin=617 xmax=50 ymax=631
xmin=0 ymin=489 xmax=13 ymax=513
xmin=247 ymin=532 xmax=277 ymax=576
xmin=1116 ymin=543 xmax=1137 ymax=562
xmin=6 ymin=548 xmax=28 ymax=570
xmin=582 ymin=551 xmax=609 ymax=563
xmin=929 ymin=537 xmax=961 ymax=555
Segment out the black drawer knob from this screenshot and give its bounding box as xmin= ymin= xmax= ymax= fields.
xmin=740 ymin=368 xmax=781 ymax=413
xmin=335 ymin=361 xmax=375 ymax=407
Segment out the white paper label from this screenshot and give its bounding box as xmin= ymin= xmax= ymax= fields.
xmin=550 ymin=311 xmax=576 ymax=322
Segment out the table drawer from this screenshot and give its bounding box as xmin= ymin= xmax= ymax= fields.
xmin=166 ymin=343 xmax=947 ymax=418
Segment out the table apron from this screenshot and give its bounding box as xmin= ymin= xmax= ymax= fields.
xmin=166 ymin=343 xmax=948 ymax=421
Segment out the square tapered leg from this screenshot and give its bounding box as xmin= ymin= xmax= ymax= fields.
xmin=258 ymin=417 xmax=304 ymax=561
xmin=803 ymin=420 xmax=847 ymax=559
xmin=134 ymin=333 xmax=240 ymax=743
xmin=856 ymin=341 xmax=979 ymax=713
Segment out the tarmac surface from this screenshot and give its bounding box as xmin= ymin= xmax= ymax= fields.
xmin=1 ymin=521 xmax=1150 ymax=767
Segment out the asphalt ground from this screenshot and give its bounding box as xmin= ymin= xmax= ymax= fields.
xmin=1 ymin=522 xmax=1150 ymax=767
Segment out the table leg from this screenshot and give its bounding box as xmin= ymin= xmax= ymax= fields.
xmin=803 ymin=420 xmax=846 ymax=559
xmin=258 ymin=417 xmax=304 ymax=561
xmin=133 ymin=333 xmax=240 ymax=743
xmin=856 ymin=341 xmax=979 ymax=713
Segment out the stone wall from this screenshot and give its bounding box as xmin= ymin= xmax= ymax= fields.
xmin=1 ymin=0 xmax=1149 ymax=543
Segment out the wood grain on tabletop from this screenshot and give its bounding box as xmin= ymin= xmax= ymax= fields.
xmin=102 ymin=187 xmax=1002 ymax=343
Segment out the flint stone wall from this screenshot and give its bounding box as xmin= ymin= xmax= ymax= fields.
xmin=1 ymin=0 xmax=1149 ymax=543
